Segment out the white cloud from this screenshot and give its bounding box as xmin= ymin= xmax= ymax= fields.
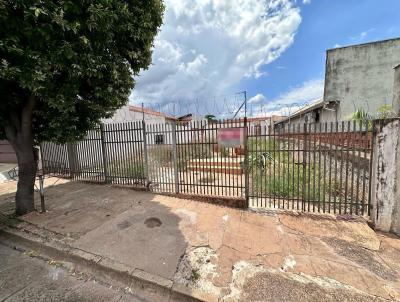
xmin=131 ymin=0 xmax=302 ymax=115
xmin=250 ymin=78 xmax=324 ymax=116
xmin=249 ymin=93 xmax=266 ymax=104
xmin=302 ymin=0 xmax=311 ymax=4
xmin=268 ymin=78 xmax=323 ymax=107
xmin=350 ymin=28 xmax=375 ymax=42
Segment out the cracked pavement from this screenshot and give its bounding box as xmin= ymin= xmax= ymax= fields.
xmin=1 ymin=180 xmax=400 ymax=301
xmin=0 ymin=242 xmax=145 ymax=302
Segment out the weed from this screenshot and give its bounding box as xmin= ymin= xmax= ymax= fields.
xmin=190 ymin=269 xmax=201 ymax=282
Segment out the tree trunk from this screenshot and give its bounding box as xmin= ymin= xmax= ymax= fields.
xmin=14 ymin=146 xmax=37 ymax=215
xmin=5 ymin=95 xmax=37 ymax=216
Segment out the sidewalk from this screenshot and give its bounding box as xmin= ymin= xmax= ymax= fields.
xmin=1 ymin=180 xmax=400 ymax=301
xmin=0 ymin=242 xmax=144 ymax=301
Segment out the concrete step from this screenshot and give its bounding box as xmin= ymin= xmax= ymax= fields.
xmin=188 ymin=157 xmax=244 ymax=168
xmin=187 ymin=165 xmax=243 ymax=175
xmin=188 ymin=161 xmax=243 ymax=168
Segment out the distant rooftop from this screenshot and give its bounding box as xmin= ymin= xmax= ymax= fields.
xmin=129 ymin=105 xmax=176 ymax=121
xmin=275 ymin=98 xmax=325 ymax=124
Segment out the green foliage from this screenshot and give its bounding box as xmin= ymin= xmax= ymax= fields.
xmin=377 ymin=104 xmax=395 ymax=119
xmin=220 ymin=147 xmax=230 ymax=157
xmin=108 ymin=160 xmax=145 ymax=179
xmin=204 ymin=114 xmax=216 ymax=121
xmin=146 ymin=143 xmax=212 ymax=172
xmin=248 ymin=138 xmax=326 ymax=202
xmin=0 ymin=0 xmax=164 ymax=143
xmin=349 ymin=108 xmax=372 ymax=130
xmin=349 ymin=108 xmax=370 ymax=122
xmin=248 ymin=138 xmax=274 ymax=171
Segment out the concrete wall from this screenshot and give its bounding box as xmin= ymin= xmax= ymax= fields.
xmin=370 ymin=119 xmax=400 ymax=236
xmin=324 ymin=38 xmax=400 ymax=120
xmin=393 ymin=65 xmax=400 ymax=115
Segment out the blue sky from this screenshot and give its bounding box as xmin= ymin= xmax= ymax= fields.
xmin=132 ymin=0 xmax=400 ymax=117
xmin=240 ymin=0 xmax=400 ymax=115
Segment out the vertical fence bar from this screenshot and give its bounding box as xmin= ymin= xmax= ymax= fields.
xmin=349 ymin=120 xmax=356 ymax=215
xmin=244 ymin=117 xmax=249 ymax=207
xmin=296 ymin=123 xmax=301 ymax=210
xmin=142 ymin=120 xmax=149 ymax=188
xmin=172 ymin=122 xmax=179 ymax=194
xmin=100 ymin=124 xmax=109 ymax=183
xmin=367 ymin=120 xmax=375 ymax=216
xmin=67 ymin=142 xmax=76 ymax=179
xmin=302 ymin=123 xmax=307 ymax=211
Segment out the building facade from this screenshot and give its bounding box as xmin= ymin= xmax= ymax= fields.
xmin=324 ymin=37 xmax=400 ymax=120
xmin=277 ymin=38 xmax=400 ymax=128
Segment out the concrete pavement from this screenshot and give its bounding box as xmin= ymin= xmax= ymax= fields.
xmin=1 ymin=180 xmax=400 ymax=301
xmin=0 ymin=242 xmax=145 ymax=302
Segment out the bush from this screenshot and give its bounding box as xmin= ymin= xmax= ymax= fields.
xmin=108 ymin=160 xmax=145 ymax=179
xmin=248 ymin=137 xmax=326 ymax=202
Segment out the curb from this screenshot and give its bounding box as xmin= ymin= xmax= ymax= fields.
xmin=0 ymin=221 xmax=203 ymax=302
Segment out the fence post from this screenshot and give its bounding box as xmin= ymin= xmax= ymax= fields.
xmin=302 ymin=123 xmax=307 ymax=211
xmin=244 ymin=117 xmax=250 ymax=208
xmin=100 ymin=124 xmax=109 ymax=183
xmin=370 ymin=118 xmax=400 ymax=236
xmin=142 ymin=120 xmax=150 ymax=188
xmin=66 ymin=142 xmax=77 ymax=179
xmin=172 ymin=122 xmax=179 ymax=194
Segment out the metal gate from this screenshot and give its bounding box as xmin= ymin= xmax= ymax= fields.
xmin=143 ymin=119 xmax=246 ymax=199
xmin=248 ymin=121 xmax=373 ymax=215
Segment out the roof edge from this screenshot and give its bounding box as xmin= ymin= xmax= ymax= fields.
xmin=326 ymin=37 xmax=400 ymax=52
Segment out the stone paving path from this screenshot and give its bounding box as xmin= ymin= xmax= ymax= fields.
xmin=1 ymin=180 xmax=400 ymax=301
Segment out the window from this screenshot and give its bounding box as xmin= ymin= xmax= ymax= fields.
xmin=314 ymin=110 xmax=320 ymax=123
xmin=155 ymin=134 xmax=164 ymax=145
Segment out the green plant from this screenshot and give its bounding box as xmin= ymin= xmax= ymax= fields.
xmin=204 ymin=114 xmax=216 ymax=122
xmin=330 ymin=180 xmax=342 ymax=197
xmin=108 ymin=160 xmax=145 ymax=179
xmin=220 ymin=147 xmax=230 ymax=157
xmin=148 ymin=145 xmax=173 ymax=165
xmin=248 ymin=137 xmax=326 ymax=202
xmin=250 ymin=162 xmax=326 ymax=201
xmin=377 ymin=104 xmax=395 ymax=119
xmin=199 ymin=175 xmax=215 ymax=184
xmin=190 ymin=269 xmax=201 ymax=282
xmin=349 ymin=108 xmax=372 ymax=130
xmin=0 ymin=0 xmax=164 ymax=215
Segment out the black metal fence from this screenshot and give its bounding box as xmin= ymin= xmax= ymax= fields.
xmin=248 ymin=121 xmax=373 ymax=215
xmin=41 ymin=119 xmax=373 ymax=216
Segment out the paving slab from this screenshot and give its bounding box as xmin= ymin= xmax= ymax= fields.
xmin=75 ymin=204 xmax=188 ymax=280
xmin=1 ymin=180 xmax=400 ymax=301
xmin=0 ymin=243 xmax=143 ymax=302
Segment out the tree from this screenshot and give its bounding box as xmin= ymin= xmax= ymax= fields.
xmin=204 ymin=114 xmax=216 ymax=121
xmin=0 ymin=0 xmax=164 ymax=215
